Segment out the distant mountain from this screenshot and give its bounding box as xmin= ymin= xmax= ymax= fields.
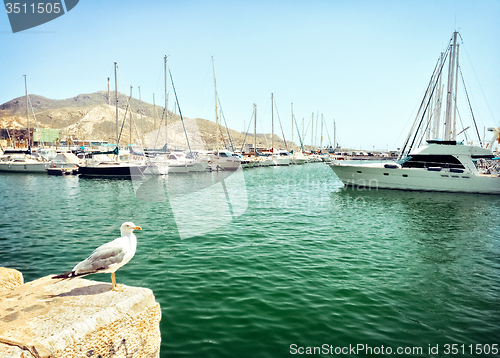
xmin=0 ymin=91 xmax=164 ymax=118
xmin=0 ymin=91 xmax=295 ymax=151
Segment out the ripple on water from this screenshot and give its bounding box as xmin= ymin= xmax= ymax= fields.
xmin=1 ymin=165 xmax=500 ymax=357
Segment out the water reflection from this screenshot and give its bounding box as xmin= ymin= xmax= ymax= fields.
xmin=330 ymin=187 xmax=500 ymax=266
xmin=131 ymin=168 xmax=248 ymax=239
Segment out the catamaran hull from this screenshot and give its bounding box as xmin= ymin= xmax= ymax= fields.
xmin=329 ymin=163 xmax=500 ymax=194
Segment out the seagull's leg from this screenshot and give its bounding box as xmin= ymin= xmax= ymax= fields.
xmin=111 ymin=272 xmax=125 ymax=292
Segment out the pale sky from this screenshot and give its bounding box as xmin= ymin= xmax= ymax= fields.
xmin=1 ymin=0 xmax=499 ymax=150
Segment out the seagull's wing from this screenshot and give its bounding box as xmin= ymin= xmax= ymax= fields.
xmin=52 ymin=238 xmax=127 ymax=279
xmin=73 ymin=238 xmax=127 ymax=274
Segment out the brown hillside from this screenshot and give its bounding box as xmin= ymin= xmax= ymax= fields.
xmin=0 ymin=92 xmax=300 ymax=151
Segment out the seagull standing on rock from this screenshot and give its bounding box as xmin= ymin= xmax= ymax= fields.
xmin=52 ymin=222 xmax=142 ymax=292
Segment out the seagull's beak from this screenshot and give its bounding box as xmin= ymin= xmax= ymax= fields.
xmin=133 ymin=226 xmax=142 ymax=231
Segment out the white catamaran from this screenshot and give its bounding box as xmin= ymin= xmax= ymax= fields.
xmin=329 ymin=32 xmax=500 ymax=194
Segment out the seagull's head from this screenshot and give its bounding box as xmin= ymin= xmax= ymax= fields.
xmin=120 ymin=222 xmax=142 ymax=235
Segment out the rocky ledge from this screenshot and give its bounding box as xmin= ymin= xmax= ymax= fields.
xmin=0 ymin=269 xmax=161 ymax=358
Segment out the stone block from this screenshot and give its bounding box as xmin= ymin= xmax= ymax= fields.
xmin=0 ymin=275 xmax=161 ymax=358
xmin=0 ymin=268 xmax=24 ymax=293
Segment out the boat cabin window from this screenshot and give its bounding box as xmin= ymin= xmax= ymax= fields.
xmin=401 ymin=155 xmax=464 ymax=169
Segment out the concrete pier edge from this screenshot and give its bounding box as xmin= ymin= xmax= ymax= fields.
xmin=0 ymin=268 xmax=161 ymax=358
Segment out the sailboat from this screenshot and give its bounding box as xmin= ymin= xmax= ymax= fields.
xmin=269 ymin=94 xmax=291 ymax=166
xmin=329 ymin=32 xmax=500 ymax=194
xmin=79 ymin=63 xmax=147 ymax=178
xmin=209 ymin=57 xmax=241 ymax=171
xmin=0 ymin=76 xmax=48 ymax=173
xmin=0 ymin=153 xmax=48 ymax=173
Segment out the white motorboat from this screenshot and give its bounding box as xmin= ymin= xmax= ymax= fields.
xmin=329 ymin=32 xmax=500 ymax=194
xmin=330 ymin=140 xmax=500 ymax=194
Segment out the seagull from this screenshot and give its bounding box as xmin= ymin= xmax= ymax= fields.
xmin=52 ymin=222 xmax=142 ymax=292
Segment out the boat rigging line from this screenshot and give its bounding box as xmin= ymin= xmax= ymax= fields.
xmin=399 ymin=37 xmax=453 ymax=160
xmin=240 ymin=107 xmax=256 ymax=153
xmin=28 ymin=98 xmax=43 ymax=148
xmin=115 ymin=64 xmax=147 ymax=158
xmin=217 ymin=96 xmax=235 ymax=152
xmin=459 ymin=66 xmax=482 ymax=146
xmin=168 ymin=65 xmax=193 ymax=156
xmin=273 ymin=97 xmax=288 ymax=151
xmin=293 ymin=114 xmax=305 ymax=153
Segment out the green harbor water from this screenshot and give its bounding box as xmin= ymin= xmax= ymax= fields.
xmin=1 ymin=163 xmax=499 ymax=357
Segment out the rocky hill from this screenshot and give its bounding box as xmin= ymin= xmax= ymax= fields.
xmin=0 ymin=91 xmax=299 ymax=151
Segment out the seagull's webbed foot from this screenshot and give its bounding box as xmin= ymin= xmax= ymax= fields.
xmin=111 ymin=272 xmax=125 ymax=292
xmin=112 ymin=284 xmax=125 ymax=292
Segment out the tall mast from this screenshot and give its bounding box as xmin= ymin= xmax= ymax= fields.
xmin=433 ymin=52 xmax=444 ymax=139
xmin=444 ymin=31 xmax=458 ymax=141
xmin=212 ymin=57 xmax=219 ymax=154
xmin=129 ymin=85 xmax=132 ymax=146
xmin=254 ymin=103 xmax=257 ymax=155
xmin=452 ymin=43 xmax=459 ymax=140
xmin=320 ymin=113 xmax=324 ymax=151
xmin=153 ymin=93 xmax=156 ymax=132
xmin=302 ymin=118 xmax=304 ymax=151
xmin=271 ymin=93 xmax=274 ymax=153
xmin=311 ymin=113 xmax=314 ymax=149
xmin=315 ymin=112 xmax=319 ymax=148
xmin=138 ymin=86 xmax=143 ymax=144
xmin=333 ymin=118 xmax=336 ymax=151
xmin=291 ymin=103 xmax=294 ymax=145
xmin=114 ymin=62 xmax=118 ymax=147
xmin=164 ymin=55 xmax=168 ymax=151
xmin=24 ymin=75 xmax=29 ymax=148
